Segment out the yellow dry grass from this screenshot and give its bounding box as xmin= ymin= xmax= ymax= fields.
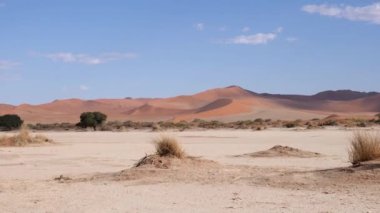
xmin=348 ymin=131 xmax=380 ymax=165
xmin=153 ymin=135 xmax=185 ymax=158
xmin=0 ymin=125 xmax=53 ymax=147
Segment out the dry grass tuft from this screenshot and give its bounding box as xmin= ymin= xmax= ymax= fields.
xmin=134 ymin=136 xmax=186 ymax=168
xmin=154 ymin=135 xmax=185 ymax=158
xmin=0 ymin=125 xmax=53 ymax=147
xmin=349 ymin=131 xmax=380 ymax=165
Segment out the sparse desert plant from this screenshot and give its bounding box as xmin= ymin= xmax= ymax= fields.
xmin=198 ymin=120 xmax=225 ymax=129
xmin=376 ymin=113 xmax=380 ymax=123
xmin=33 ymin=134 xmax=53 ymax=143
xmin=100 ymin=125 xmax=113 ymax=131
xmin=284 ymin=122 xmax=296 ymax=128
xmin=356 ymin=122 xmax=367 ymax=128
xmin=376 ymin=113 xmax=380 ymax=120
xmin=0 ymin=125 xmax=53 ymax=146
xmin=318 ymin=119 xmax=337 ymax=126
xmin=151 ymin=123 xmax=161 ymax=132
xmin=348 ymin=131 xmax=380 ymax=165
xmin=284 ymin=120 xmax=301 ymax=128
xmin=28 ymin=122 xmax=76 ymax=131
xmin=154 ymin=136 xmax=185 ymax=158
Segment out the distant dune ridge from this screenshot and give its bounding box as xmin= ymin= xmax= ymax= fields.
xmin=1 ymin=86 xmax=379 ymax=123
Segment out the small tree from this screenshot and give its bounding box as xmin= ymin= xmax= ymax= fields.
xmin=0 ymin=114 xmax=23 ymax=130
xmin=77 ymin=112 xmax=107 ymax=131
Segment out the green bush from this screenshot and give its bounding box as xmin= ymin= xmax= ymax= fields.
xmin=77 ymin=112 xmax=107 ymax=131
xmin=0 ymin=114 xmax=23 ymax=130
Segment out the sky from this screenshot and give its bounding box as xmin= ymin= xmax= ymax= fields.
xmin=0 ymin=0 xmax=379 ymax=105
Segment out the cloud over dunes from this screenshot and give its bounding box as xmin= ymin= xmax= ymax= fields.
xmin=302 ymin=3 xmax=380 ymax=24
xmin=194 ymin=23 xmax=205 ymax=31
xmin=229 ymin=33 xmax=277 ymax=45
xmin=79 ymin=85 xmax=89 ymax=91
xmin=0 ymin=60 xmax=18 ymax=70
xmin=226 ymin=27 xmax=283 ymax=45
xmin=43 ymin=52 xmax=137 ymax=65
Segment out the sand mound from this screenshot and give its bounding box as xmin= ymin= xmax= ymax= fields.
xmin=134 ymin=154 xmax=217 ymax=169
xmin=237 ymin=145 xmax=321 ymax=158
xmin=61 ymin=136 xmax=221 ymax=184
xmin=63 ymin=155 xmax=221 ymax=184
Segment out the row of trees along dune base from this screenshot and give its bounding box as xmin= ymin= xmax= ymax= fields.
xmin=1 ymin=112 xmax=380 ymax=131
xmin=0 ymin=112 xmax=107 ymax=131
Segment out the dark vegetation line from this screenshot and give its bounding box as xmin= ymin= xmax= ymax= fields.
xmin=1 ymin=112 xmax=380 ymax=132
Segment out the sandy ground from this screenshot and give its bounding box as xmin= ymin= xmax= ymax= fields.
xmin=1 ymin=128 xmax=379 ymax=212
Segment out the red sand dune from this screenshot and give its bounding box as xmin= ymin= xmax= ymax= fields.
xmin=1 ymin=86 xmax=379 ymax=123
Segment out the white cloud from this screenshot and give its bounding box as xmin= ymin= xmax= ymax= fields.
xmin=286 ymin=37 xmax=298 ymax=42
xmin=226 ymin=27 xmax=283 ymax=45
xmin=0 ymin=60 xmax=18 ymax=70
xmin=242 ymin=27 xmax=251 ymax=32
xmin=219 ymin=26 xmax=227 ymax=32
xmin=229 ymin=33 xmax=276 ymax=45
xmin=79 ymin=85 xmax=89 ymax=91
xmin=302 ymin=3 xmax=380 ymax=24
xmin=43 ymin=52 xmax=137 ymax=65
xmin=194 ymin=23 xmax=205 ymax=31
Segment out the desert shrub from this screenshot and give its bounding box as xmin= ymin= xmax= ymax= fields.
xmin=154 ymin=136 xmax=185 ymax=158
xmin=100 ymin=125 xmax=113 ymax=131
xmin=264 ymin=119 xmax=272 ymax=123
xmin=270 ymin=120 xmax=282 ymax=127
xmin=151 ymin=123 xmax=161 ymax=131
xmin=376 ymin=113 xmax=380 ymax=120
xmin=319 ymin=119 xmax=337 ymax=126
xmin=0 ymin=114 xmax=23 ymax=130
xmin=157 ymin=121 xmax=175 ymax=129
xmin=77 ymin=112 xmax=107 ymax=131
xmin=0 ymin=125 xmax=53 ymax=146
xmin=376 ymin=113 xmax=380 ymax=123
xmin=125 ymin=121 xmax=154 ymax=129
xmin=105 ymin=121 xmax=123 ymax=130
xmin=192 ymin=118 xmax=205 ymax=123
xmin=232 ymin=120 xmax=254 ymax=129
xmin=122 ymin=120 xmax=136 ymax=128
xmin=348 ymin=131 xmax=380 ymax=165
xmin=28 ymin=123 xmax=76 ymax=131
xmin=173 ymin=121 xmax=191 ymax=131
xmin=356 ymin=122 xmax=367 ymax=127
xmin=198 ymin=120 xmax=225 ymax=129
xmin=283 ymin=120 xmax=302 ymax=128
xmin=284 ymin=122 xmax=296 ymax=128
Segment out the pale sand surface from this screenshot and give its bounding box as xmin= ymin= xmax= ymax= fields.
xmin=0 ymin=129 xmax=379 ymax=212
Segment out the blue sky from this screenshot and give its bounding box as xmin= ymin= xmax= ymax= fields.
xmin=0 ymin=0 xmax=379 ymax=104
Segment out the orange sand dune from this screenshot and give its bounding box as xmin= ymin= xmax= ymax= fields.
xmin=1 ymin=86 xmax=379 ymax=123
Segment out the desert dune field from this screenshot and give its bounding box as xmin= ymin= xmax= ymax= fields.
xmin=1 ymin=128 xmax=379 ymax=212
